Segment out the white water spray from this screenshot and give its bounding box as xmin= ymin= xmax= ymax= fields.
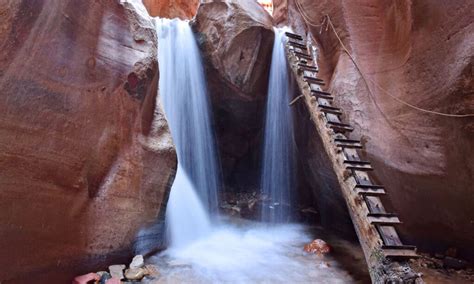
xmin=261 ymin=27 xmax=296 ymax=223
xmin=156 ymin=18 xmax=221 ymax=248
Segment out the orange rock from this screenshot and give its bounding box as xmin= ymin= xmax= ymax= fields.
xmin=304 ymin=239 xmax=331 ymax=255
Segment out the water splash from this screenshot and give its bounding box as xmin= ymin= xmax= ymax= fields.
xmin=261 ymin=27 xmax=296 ymax=223
xmin=156 ymin=18 xmax=221 ymax=247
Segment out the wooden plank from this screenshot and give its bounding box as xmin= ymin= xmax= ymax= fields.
xmin=285 ymin=32 xmax=303 ymax=40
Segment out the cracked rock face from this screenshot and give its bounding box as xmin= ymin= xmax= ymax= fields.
xmin=0 ymin=0 xmax=176 ymax=282
xmin=278 ymin=0 xmax=474 ymax=259
xmin=192 ymin=0 xmax=275 ymax=192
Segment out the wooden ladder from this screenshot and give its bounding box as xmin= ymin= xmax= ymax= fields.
xmin=284 ymin=31 xmax=422 ymax=283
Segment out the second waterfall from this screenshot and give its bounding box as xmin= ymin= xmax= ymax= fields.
xmin=156 ymin=18 xmax=221 ymax=248
xmin=261 ymin=27 xmax=296 ymax=223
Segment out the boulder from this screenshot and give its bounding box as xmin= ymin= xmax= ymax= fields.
xmin=0 ymin=0 xmax=176 ymax=282
xmin=192 ymin=0 xmax=275 ymax=191
xmin=304 ymin=239 xmax=331 ymax=256
xmin=284 ymin=0 xmax=474 ymax=259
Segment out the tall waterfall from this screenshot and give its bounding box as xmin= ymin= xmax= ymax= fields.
xmin=261 ymin=27 xmax=296 ymax=223
xmin=155 ymin=18 xmax=221 ymax=248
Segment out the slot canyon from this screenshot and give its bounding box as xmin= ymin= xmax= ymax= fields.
xmin=0 ymin=0 xmax=472 ymax=283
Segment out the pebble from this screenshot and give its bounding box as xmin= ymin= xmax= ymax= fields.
xmin=130 ymin=254 xmax=145 ymax=269
xmin=125 ymin=267 xmax=147 ymax=280
xmin=108 ymin=264 xmax=126 ymax=280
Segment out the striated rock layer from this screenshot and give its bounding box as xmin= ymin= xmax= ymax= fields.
xmin=0 ymin=0 xmax=176 ymax=282
xmin=142 ymin=0 xmax=199 ymax=19
xmin=277 ymin=0 xmax=474 ymax=259
xmin=192 ymin=0 xmax=275 ymax=192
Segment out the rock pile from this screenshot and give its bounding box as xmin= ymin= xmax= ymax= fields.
xmin=73 ymin=255 xmax=160 ymax=284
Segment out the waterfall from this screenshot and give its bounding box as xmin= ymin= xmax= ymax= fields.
xmin=261 ymin=27 xmax=296 ymax=223
xmin=155 ymin=18 xmax=221 ymax=248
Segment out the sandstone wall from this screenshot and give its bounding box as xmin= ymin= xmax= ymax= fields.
xmin=277 ymin=0 xmax=474 ymax=259
xmin=0 ymin=1 xmax=176 ymax=282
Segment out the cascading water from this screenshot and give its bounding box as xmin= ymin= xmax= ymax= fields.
xmin=155 ymin=18 xmax=221 ymax=248
xmin=261 ymin=27 xmax=296 ymax=223
xmin=150 ymin=19 xmax=368 ymax=283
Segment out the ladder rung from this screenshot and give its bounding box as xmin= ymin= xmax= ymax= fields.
xmin=355 ymin=184 xmax=385 ymax=190
xmin=337 ymin=143 xmax=362 ymax=149
xmin=328 ymin=121 xmax=354 ymax=133
xmin=355 ymin=187 xmax=386 ymax=196
xmin=309 ymin=81 xmax=326 ymax=87
xmin=304 ymin=76 xmax=324 ymax=83
xmin=298 ymin=64 xmax=318 ymax=72
xmin=383 ymin=248 xmax=419 ymax=259
xmin=343 ymin=160 xmax=371 ymax=166
xmin=288 ymin=41 xmax=307 ymax=50
xmin=311 ymin=91 xmax=334 ymax=101
xmin=318 ymin=105 xmax=342 ymax=115
xmin=368 ymin=215 xmax=401 ymax=225
xmin=368 ymin=212 xmax=398 ymax=218
xmin=382 ymin=245 xmax=417 ymax=250
xmin=294 ymin=51 xmax=312 ymax=60
xmin=312 ymin=92 xmax=333 ymax=101
xmin=335 ymin=138 xmax=360 ymax=143
xmin=285 ymin=32 xmax=303 ymax=41
xmin=312 ymin=90 xmax=331 ymax=96
xmin=347 ymin=165 xmax=373 ymax=171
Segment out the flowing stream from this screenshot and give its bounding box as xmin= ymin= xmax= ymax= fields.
xmin=261 ymin=27 xmax=296 ymax=223
xmin=156 ymin=18 xmax=220 ymax=248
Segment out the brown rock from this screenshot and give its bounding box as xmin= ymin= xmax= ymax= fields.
xmin=142 ymin=0 xmax=199 ymax=19
xmin=304 ymin=239 xmax=331 ymax=255
xmin=285 ymin=0 xmax=474 ymax=259
xmin=192 ymin=0 xmax=275 ymax=191
xmin=0 ymin=0 xmax=176 ymax=282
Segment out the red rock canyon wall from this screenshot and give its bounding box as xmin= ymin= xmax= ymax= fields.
xmin=0 ymin=1 xmax=176 ymax=282
xmin=277 ymin=0 xmax=474 ymax=259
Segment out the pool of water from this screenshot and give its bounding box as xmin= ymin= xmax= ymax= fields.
xmin=148 ymin=219 xmax=369 ymax=283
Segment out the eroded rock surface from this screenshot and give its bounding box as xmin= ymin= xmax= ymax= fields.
xmin=0 ymin=1 xmax=175 ymax=282
xmin=192 ymin=0 xmax=275 ymax=191
xmin=280 ymin=0 xmax=474 ymax=259
xmin=142 ymin=0 xmax=199 ymax=19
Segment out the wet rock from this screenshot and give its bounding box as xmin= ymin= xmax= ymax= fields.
xmin=443 ymin=257 xmax=468 ymax=270
xmin=108 ymin=264 xmax=125 ymax=280
xmin=96 ymin=271 xmax=108 ymax=277
xmin=129 ymin=255 xmax=145 ymax=269
xmin=99 ymin=272 xmax=112 ymax=284
xmin=192 ymin=0 xmax=275 ymax=192
xmin=144 ymin=264 xmax=160 ymax=278
xmin=304 ymin=239 xmax=331 ymax=255
xmin=125 ymin=267 xmax=147 ymax=280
